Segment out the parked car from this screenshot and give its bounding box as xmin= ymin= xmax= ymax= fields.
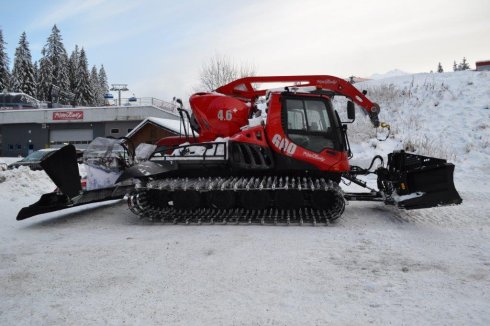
xmin=8 ymin=149 xmax=59 ymax=170
xmin=7 ymin=148 xmax=84 ymax=170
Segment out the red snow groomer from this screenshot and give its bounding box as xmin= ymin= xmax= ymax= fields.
xmin=119 ymin=75 xmax=462 ymax=224
xmin=17 ymin=75 xmax=462 ymax=224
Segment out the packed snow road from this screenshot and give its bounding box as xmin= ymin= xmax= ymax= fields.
xmin=1 ymin=173 xmax=489 ymax=325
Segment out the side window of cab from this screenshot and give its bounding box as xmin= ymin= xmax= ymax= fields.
xmin=282 ymin=96 xmax=336 ymax=153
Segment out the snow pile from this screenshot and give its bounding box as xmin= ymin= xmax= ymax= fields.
xmin=0 ymin=157 xmax=21 ymax=171
xmin=0 ymin=166 xmax=55 ymax=201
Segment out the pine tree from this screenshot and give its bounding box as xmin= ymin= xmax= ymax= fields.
xmin=98 ymin=65 xmax=109 ymax=103
xmin=37 ymin=49 xmax=54 ymax=101
xmin=75 ymin=48 xmax=93 ymax=105
xmin=68 ymin=45 xmax=80 ymax=95
xmin=33 ymin=61 xmax=39 ymax=97
xmin=90 ymin=65 xmax=102 ymax=105
xmin=459 ymin=57 xmax=470 ymax=71
xmin=33 ymin=61 xmax=38 ymax=81
xmin=437 ymin=62 xmax=443 ymax=73
xmin=453 ymin=61 xmax=458 ymax=71
xmin=11 ymin=32 xmax=37 ymax=97
xmin=0 ymin=29 xmax=10 ymax=92
xmin=41 ymin=25 xmax=70 ymax=102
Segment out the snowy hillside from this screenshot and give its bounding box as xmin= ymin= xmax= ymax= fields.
xmin=1 ymin=71 xmax=490 ymax=325
xmin=343 ymin=70 xmax=489 ymax=184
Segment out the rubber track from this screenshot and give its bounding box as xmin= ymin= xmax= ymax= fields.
xmin=127 ymin=176 xmax=345 ymax=226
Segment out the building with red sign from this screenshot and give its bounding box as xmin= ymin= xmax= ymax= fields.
xmin=476 ymin=60 xmax=490 ymax=71
xmin=0 ymin=98 xmax=180 ymax=156
xmin=52 ymin=111 xmax=85 ymax=120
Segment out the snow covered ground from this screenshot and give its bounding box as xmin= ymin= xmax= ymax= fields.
xmin=1 ymin=71 xmax=489 ymax=325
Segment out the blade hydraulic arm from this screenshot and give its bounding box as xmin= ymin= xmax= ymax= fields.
xmin=343 ymin=151 xmax=463 ymax=209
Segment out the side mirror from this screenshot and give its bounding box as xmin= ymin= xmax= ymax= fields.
xmin=347 ymin=101 xmax=355 ymax=121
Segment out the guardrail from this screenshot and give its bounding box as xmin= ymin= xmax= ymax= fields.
xmin=109 ymin=97 xmax=178 ymax=114
xmin=0 ymin=97 xmax=179 ymax=115
xmin=0 ymin=102 xmax=49 ymax=110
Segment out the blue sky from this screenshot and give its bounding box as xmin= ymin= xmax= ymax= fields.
xmin=1 ymin=0 xmax=489 ymax=101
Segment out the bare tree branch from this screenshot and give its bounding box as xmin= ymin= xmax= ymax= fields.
xmin=197 ymin=54 xmax=256 ymax=92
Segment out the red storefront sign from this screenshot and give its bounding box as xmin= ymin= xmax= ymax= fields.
xmin=52 ymin=111 xmax=84 ymax=120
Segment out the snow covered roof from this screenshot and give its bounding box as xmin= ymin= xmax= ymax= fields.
xmin=0 ymin=92 xmax=43 ymax=107
xmin=125 ymin=117 xmax=195 ymax=138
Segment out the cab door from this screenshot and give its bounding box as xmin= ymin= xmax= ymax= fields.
xmin=265 ymin=92 xmax=350 ymax=172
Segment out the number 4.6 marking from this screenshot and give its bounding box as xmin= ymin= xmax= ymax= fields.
xmin=217 ymin=109 xmax=233 ymax=121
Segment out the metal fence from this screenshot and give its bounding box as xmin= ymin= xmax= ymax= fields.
xmin=0 ymin=97 xmax=179 ymax=115
xmin=111 ymin=97 xmax=178 ymax=113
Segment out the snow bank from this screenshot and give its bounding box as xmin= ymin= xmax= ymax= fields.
xmin=0 ymin=166 xmax=55 ymax=200
xmin=343 ymin=71 xmax=490 ymax=177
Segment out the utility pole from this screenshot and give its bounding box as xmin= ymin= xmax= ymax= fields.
xmin=110 ymin=84 xmax=129 ymax=106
